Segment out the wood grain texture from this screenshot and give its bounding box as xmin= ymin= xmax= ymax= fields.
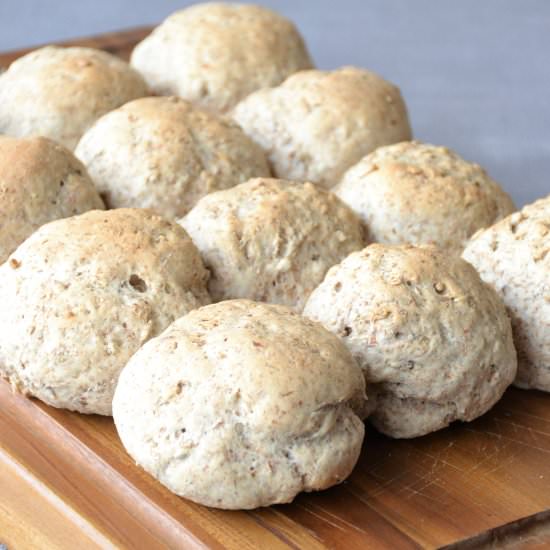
xmin=0 ymin=447 xmax=111 ymax=550
xmin=1 ymin=27 xmax=549 ymax=550
xmin=2 ymin=378 xmax=550 ymax=549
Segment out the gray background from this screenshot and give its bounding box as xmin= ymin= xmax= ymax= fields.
xmin=0 ymin=0 xmax=548 ymax=206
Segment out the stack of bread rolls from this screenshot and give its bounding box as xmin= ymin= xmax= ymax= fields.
xmin=0 ymin=2 xmax=547 ymax=511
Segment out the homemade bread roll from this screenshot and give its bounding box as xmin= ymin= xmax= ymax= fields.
xmin=75 ymin=96 xmax=270 ymax=218
xmin=0 ymin=209 xmax=210 ymax=415
xmin=0 ymin=135 xmax=104 ymax=263
xmin=131 ymin=3 xmax=313 ymax=113
xmin=334 ymin=141 xmax=515 ymax=253
xmin=113 ymin=299 xmax=367 ymax=509
xmin=180 ymin=178 xmax=366 ymax=310
xmin=304 ymin=244 xmax=517 ymax=438
xmin=232 ymin=67 xmax=411 ymax=187
xmin=0 ymin=46 xmax=148 ymax=149
xmin=463 ymin=196 xmax=550 ymax=391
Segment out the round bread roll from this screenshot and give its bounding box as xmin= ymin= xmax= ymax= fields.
xmin=334 ymin=141 xmax=516 ymax=253
xmin=0 ymin=209 xmax=210 ymax=415
xmin=232 ymin=67 xmax=412 ymax=188
xmin=180 ymin=178 xmax=366 ymax=310
xmin=113 ymin=299 xmax=367 ymax=509
xmin=130 ymin=3 xmax=313 ymax=113
xmin=463 ymin=196 xmax=550 ymax=391
xmin=75 ymin=96 xmax=270 ymax=219
xmin=0 ymin=46 xmax=149 ymax=150
xmin=303 ymin=244 xmax=517 ymax=438
xmin=0 ymin=135 xmax=104 ymax=263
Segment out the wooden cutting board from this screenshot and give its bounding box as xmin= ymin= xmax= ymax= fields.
xmin=1 ymin=28 xmax=549 ymax=550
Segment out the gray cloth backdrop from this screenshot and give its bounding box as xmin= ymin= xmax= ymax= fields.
xmin=1 ymin=0 xmax=548 ymax=206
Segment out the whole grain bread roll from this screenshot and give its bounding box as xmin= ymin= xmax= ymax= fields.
xmin=232 ymin=67 xmax=411 ymax=187
xmin=0 ymin=209 xmax=210 ymax=415
xmin=334 ymin=141 xmax=515 ymax=253
xmin=0 ymin=46 xmax=149 ymax=150
xmin=75 ymin=96 xmax=270 ymax=219
xmin=113 ymin=299 xmax=367 ymax=509
xmin=131 ymin=3 xmax=313 ymax=113
xmin=180 ymin=177 xmax=366 ymax=310
xmin=304 ymin=244 xmax=517 ymax=438
xmin=0 ymin=135 xmax=104 ymax=263
xmin=463 ymin=195 xmax=550 ymax=391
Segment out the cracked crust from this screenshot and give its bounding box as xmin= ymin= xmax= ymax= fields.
xmin=0 ymin=46 xmax=149 ymax=150
xmin=75 ymin=96 xmax=270 ymax=219
xmin=334 ymin=141 xmax=516 ymax=254
xmin=303 ymin=244 xmax=517 ymax=438
xmin=131 ymin=3 xmax=313 ymax=113
xmin=0 ymin=209 xmax=210 ymax=415
xmin=0 ymin=135 xmax=104 ymax=263
xmin=179 ymin=177 xmax=366 ymax=310
xmin=113 ymin=299 xmax=367 ymax=509
xmin=232 ymin=67 xmax=411 ymax=187
xmin=463 ymin=196 xmax=550 ymax=391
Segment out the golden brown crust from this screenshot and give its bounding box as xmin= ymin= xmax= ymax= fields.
xmin=0 ymin=135 xmax=104 ymax=263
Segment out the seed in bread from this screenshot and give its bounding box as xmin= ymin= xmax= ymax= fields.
xmin=0 ymin=209 xmax=210 ymax=415
xmin=0 ymin=46 xmax=149 ymax=150
xmin=131 ymin=3 xmax=313 ymax=113
xmin=303 ymin=244 xmax=517 ymax=438
xmin=463 ymin=195 xmax=550 ymax=391
xmin=113 ymin=299 xmax=367 ymax=509
xmin=0 ymin=135 xmax=104 ymax=263
xmin=333 ymin=141 xmax=515 ymax=253
xmin=232 ymin=67 xmax=411 ymax=188
xmin=75 ymin=96 xmax=270 ymax=219
xmin=180 ymin=177 xmax=366 ymax=311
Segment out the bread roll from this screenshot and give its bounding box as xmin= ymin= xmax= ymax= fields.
xmin=180 ymin=177 xmax=366 ymax=310
xmin=0 ymin=135 xmax=104 ymax=263
xmin=304 ymin=244 xmax=517 ymax=438
xmin=0 ymin=46 xmax=148 ymax=149
xmin=131 ymin=3 xmax=313 ymax=112
xmin=0 ymin=209 xmax=210 ymax=415
xmin=232 ymin=67 xmax=411 ymax=187
xmin=334 ymin=141 xmax=515 ymax=253
xmin=463 ymin=196 xmax=550 ymax=391
xmin=113 ymin=299 xmax=367 ymax=509
xmin=75 ymin=96 xmax=270 ymax=219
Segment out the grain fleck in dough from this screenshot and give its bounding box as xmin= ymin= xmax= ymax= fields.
xmin=0 ymin=135 xmax=104 ymax=263
xmin=131 ymin=3 xmax=313 ymax=113
xmin=180 ymin=178 xmax=366 ymax=311
xmin=463 ymin=195 xmax=550 ymax=391
xmin=113 ymin=300 xmax=367 ymax=509
xmin=75 ymin=96 xmax=270 ymax=219
xmin=304 ymin=244 xmax=517 ymax=438
xmin=232 ymin=67 xmax=411 ymax=187
xmin=0 ymin=46 xmax=149 ymax=150
xmin=0 ymin=209 xmax=210 ymax=415
xmin=334 ymin=141 xmax=515 ymax=253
